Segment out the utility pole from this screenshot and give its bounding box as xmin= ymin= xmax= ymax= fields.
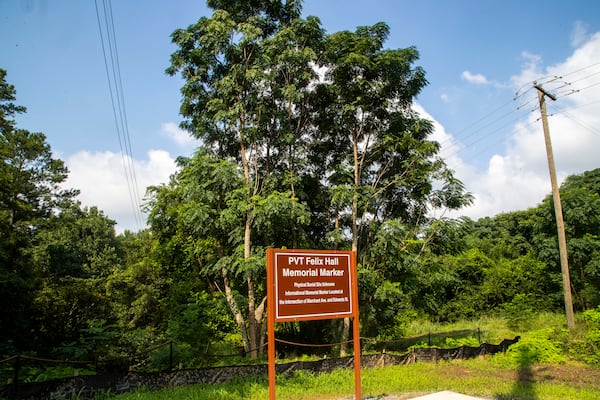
xmin=534 ymin=83 xmax=575 ymax=330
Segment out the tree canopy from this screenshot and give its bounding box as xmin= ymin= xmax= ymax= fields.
xmin=163 ymin=0 xmax=474 ymax=357
xmin=1 ymin=1 xmax=600 ymax=374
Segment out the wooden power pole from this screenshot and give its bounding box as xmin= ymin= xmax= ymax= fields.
xmin=534 ymin=83 xmax=575 ymax=329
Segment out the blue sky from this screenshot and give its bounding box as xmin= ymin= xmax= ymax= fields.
xmin=2 ymin=0 xmax=600 ymax=232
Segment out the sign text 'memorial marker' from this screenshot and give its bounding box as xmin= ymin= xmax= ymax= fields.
xmin=266 ymin=249 xmax=361 ymax=400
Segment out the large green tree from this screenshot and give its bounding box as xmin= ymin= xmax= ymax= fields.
xmin=0 ymin=69 xmax=79 ymax=351
xmin=315 ymin=22 xmax=471 ymax=259
xmin=313 ymin=23 xmax=472 ymax=353
xmin=534 ymin=169 xmax=600 ymax=310
xmin=166 ymin=1 xmax=322 ymax=358
xmin=28 ymin=205 xmax=123 ymax=354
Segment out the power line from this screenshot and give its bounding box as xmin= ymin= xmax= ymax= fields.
xmin=436 ymin=96 xmax=534 ymax=163
xmin=548 ymin=103 xmax=600 ymax=139
xmin=435 ymin=62 xmax=600 ymax=167
xmin=94 ymin=0 xmax=144 ymax=231
xmin=102 ymin=0 xmax=144 ymax=228
xmin=542 ymin=63 xmax=600 ymax=98
xmin=550 ymin=61 xmax=600 ymax=82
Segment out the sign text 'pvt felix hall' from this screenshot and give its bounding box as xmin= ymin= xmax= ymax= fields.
xmin=281 ymin=256 xmax=344 ymax=277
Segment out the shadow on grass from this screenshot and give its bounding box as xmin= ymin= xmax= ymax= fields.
xmin=495 ymin=352 xmax=537 ymax=400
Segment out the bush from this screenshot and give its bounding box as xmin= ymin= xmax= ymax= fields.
xmin=147 ymin=342 xmax=194 ymax=371
xmin=443 ymin=336 xmax=481 ymax=348
xmin=502 ymin=294 xmax=536 ymax=331
xmin=493 ymin=328 xmax=566 ymax=368
xmin=581 ymin=306 xmax=600 ymax=365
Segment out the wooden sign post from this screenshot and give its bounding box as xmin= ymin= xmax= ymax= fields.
xmin=266 ymin=249 xmax=361 ymax=400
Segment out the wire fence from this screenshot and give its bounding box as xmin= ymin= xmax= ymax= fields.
xmin=0 ymin=332 xmax=519 ymax=400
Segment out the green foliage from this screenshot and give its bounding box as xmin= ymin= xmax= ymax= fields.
xmin=113 ymin=357 xmax=600 ymax=400
xmin=167 ymin=291 xmax=236 ymax=352
xmin=0 ymin=70 xmax=79 ymax=350
xmin=426 ymin=249 xmax=496 ymax=321
xmin=32 ymin=281 xmax=112 ymax=355
xmin=493 ymin=328 xmax=566 ymax=367
xmin=443 ymin=336 xmax=481 ymax=348
xmin=0 ymin=68 xmax=26 ymax=132
xmin=165 ymin=0 xmax=331 ymax=356
xmin=32 ymin=205 xmax=121 ymax=280
xmin=408 ymin=335 xmax=481 ymax=350
xmin=530 ymin=169 xmax=600 ymax=310
xmin=581 ymin=306 xmax=600 ymax=364
xmin=27 ymin=366 xmax=96 ymax=383
xmin=502 ymin=294 xmax=537 ymax=331
xmin=3 ymin=0 xmax=600 ymax=375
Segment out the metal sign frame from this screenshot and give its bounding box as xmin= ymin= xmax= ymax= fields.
xmin=266 ymin=248 xmax=361 ymax=400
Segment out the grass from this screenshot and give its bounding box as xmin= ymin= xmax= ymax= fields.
xmin=112 ymin=357 xmax=600 ymax=400
xmin=18 ymin=313 xmax=599 ymax=400
xmin=109 ymin=313 xmax=600 ymax=400
xmin=401 ymin=312 xmax=569 ymax=344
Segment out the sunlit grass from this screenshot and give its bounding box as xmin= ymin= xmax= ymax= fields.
xmin=401 ymin=312 xmax=576 ymax=346
xmin=113 ymin=357 xmax=600 ymax=400
xmin=108 ymin=314 xmax=600 ymax=400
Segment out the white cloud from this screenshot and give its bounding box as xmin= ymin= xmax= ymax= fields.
xmin=64 ymin=149 xmax=177 ymax=233
xmin=461 ymin=70 xmax=489 ymax=85
xmin=60 ymin=30 xmax=600 ymax=232
xmin=571 ymin=21 xmax=590 ymax=48
xmin=511 ymin=51 xmax=543 ymax=89
xmin=437 ymin=32 xmax=600 ymax=220
xmin=461 ymin=70 xmax=507 ymax=90
xmin=161 ymin=122 xmax=201 ymax=148
xmin=414 ymin=103 xmax=471 ymax=178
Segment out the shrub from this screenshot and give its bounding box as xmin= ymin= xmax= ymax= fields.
xmin=493 ymin=328 xmax=566 ymax=368
xmin=443 ymin=336 xmax=481 ymax=348
xmin=581 ymin=306 xmax=600 ymax=365
xmin=502 ymin=293 xmax=536 ymax=331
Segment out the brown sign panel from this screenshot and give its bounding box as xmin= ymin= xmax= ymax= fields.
xmin=272 ymin=249 xmax=353 ymax=321
xmin=266 ymin=248 xmax=361 ymax=400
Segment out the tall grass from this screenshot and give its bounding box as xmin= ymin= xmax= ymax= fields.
xmin=401 ymin=312 xmax=572 ymax=346
xmin=89 ymin=313 xmax=600 ymax=399
xmin=113 ymin=358 xmax=600 ymax=400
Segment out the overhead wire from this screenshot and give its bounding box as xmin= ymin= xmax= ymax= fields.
xmin=440 ymin=98 xmax=515 ymax=145
xmin=541 ymin=63 xmax=600 ymax=96
xmin=548 ymin=102 xmax=600 ymax=139
xmin=435 ymin=62 xmax=600 ymax=167
xmin=94 ymin=0 xmax=144 ymax=230
xmin=103 ymin=0 xmax=144 ymax=228
xmin=549 ymin=61 xmax=600 ymax=82
xmin=436 ymin=92 xmax=536 ymax=163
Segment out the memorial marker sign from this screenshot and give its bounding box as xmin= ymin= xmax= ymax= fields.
xmin=274 ymin=251 xmax=353 ymax=321
xmin=266 ymin=249 xmax=361 ymax=400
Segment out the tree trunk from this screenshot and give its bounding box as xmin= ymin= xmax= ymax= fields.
xmin=244 ymin=210 xmax=261 ymax=359
xmin=238 ymin=114 xmax=262 ymax=358
xmin=247 ymin=276 xmax=258 ymax=359
xmin=256 ymin=296 xmax=267 ymax=356
xmin=222 ymin=266 xmax=250 ymax=354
